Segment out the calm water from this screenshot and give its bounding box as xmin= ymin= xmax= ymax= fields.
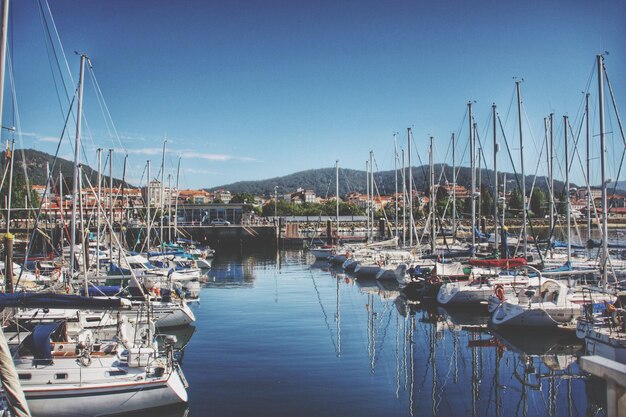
xmin=172 ymin=249 xmax=606 ymax=417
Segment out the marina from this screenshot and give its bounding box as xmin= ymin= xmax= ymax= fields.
xmin=0 ymin=0 xmax=625 ymax=416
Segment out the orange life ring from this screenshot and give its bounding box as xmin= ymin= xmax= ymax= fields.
xmin=494 ymin=285 xmax=505 ymax=301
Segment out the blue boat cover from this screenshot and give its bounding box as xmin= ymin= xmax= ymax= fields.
xmin=33 ymin=321 xmax=64 ymax=362
xmin=0 ymin=292 xmax=129 ymax=309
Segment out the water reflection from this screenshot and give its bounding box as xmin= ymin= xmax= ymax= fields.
xmin=310 ymin=251 xmax=601 ymax=417
xmin=106 ymin=403 xmax=189 ymax=417
xmin=180 ymin=250 xmax=606 ymax=417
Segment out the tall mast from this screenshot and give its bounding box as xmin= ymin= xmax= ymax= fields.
xmin=0 ymin=0 xmax=32 ymax=410
xmin=96 ymin=148 xmax=102 ymax=275
xmin=174 ymin=157 xmax=181 ymax=241
xmin=5 ymin=138 xmax=13 ymax=233
xmin=146 ymin=160 xmax=151 ymax=249
xmin=492 ymin=103 xmax=499 ymax=257
xmin=108 ymin=148 xmax=113 ymax=265
xmin=469 ymin=101 xmax=476 ymax=253
xmin=120 ymin=154 xmax=127 ymax=261
xmin=78 ymin=167 xmax=88 ymax=296
xmin=429 ymin=136 xmax=435 ymax=253
xmin=0 ymin=0 xmax=8 ymax=235
xmin=402 ymin=149 xmax=406 ymax=247
xmin=408 ymin=128 xmax=413 ymax=247
xmin=515 ymin=81 xmax=527 ymax=259
xmin=394 ymin=133 xmax=398 ymax=240
xmin=476 ymin=123 xmax=482 ymax=223
xmin=451 ymin=132 xmax=456 ymax=236
xmin=370 ymin=151 xmax=374 ymax=240
xmin=598 ymin=54 xmax=608 ymax=286
xmin=160 ymin=140 xmax=166 ymax=251
xmin=585 ymin=94 xmax=591 ymax=244
xmin=564 ymin=115 xmax=571 ymax=264
xmin=549 ymin=113 xmax=554 ymax=237
xmin=167 ymin=173 xmax=172 ymax=243
xmin=365 ymin=159 xmax=369 ymax=240
xmin=69 ymin=54 xmax=86 ymax=275
xmin=335 ymin=159 xmax=339 ymax=237
xmin=59 ymin=171 xmax=63 ymax=249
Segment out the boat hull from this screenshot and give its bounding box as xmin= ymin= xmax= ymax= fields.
xmin=24 ymin=370 xmax=188 ymax=417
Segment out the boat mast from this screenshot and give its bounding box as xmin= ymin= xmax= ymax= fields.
xmin=96 ymin=148 xmax=101 ymax=274
xmin=502 ymin=173 xmax=507 ymax=230
xmin=146 ymin=160 xmax=151 ymax=249
xmin=467 ymin=101 xmax=476 ymax=251
xmin=78 ymin=166 xmax=88 ymax=296
xmin=365 ymin=159 xmax=369 ymax=241
xmin=167 ymin=173 xmax=172 ymax=243
xmin=492 ymin=103 xmax=499 ymax=257
xmin=469 ymin=101 xmax=476 ymax=254
xmin=0 ymin=0 xmax=32 ymax=411
xmin=429 ymin=136 xmax=435 ymax=253
xmin=515 ymin=81 xmax=527 ymax=259
xmin=408 ymin=128 xmax=413 ymax=247
xmin=564 ymin=115 xmax=571 ymax=264
xmin=477 ymin=124 xmax=482 ymax=223
xmin=335 ymin=159 xmax=339 ymax=238
xmin=451 ymin=132 xmax=456 ymax=236
xmin=549 ymin=113 xmax=555 ymax=237
xmin=369 ymin=150 xmax=374 ymax=240
xmin=69 ymin=54 xmax=86 ymax=276
xmin=598 ymin=54 xmax=608 ymax=287
xmin=585 ymin=94 xmax=591 ymax=244
xmin=121 ymin=153 xmax=127 ymax=236
xmin=5 ymin=138 xmax=13 ymax=233
xmin=108 ymin=148 xmax=113 ymax=265
xmin=0 ymin=0 xmax=9 ymax=236
xmin=160 ymin=140 xmax=166 ymax=251
xmin=394 ymin=133 xmax=398 ymax=240
xmin=402 ymin=149 xmax=406 ymax=247
xmin=174 ymin=157 xmax=181 ymax=241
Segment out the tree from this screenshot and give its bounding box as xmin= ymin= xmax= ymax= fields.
xmin=230 ymin=193 xmax=256 ymax=204
xmin=0 ymin=169 xmax=40 ymax=221
xmin=530 ymin=189 xmax=546 ymax=218
xmin=509 ymin=189 xmax=523 ymax=215
xmin=480 ymin=187 xmax=494 ymax=217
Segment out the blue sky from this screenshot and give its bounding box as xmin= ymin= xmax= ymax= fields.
xmin=4 ymin=0 xmax=625 ymax=190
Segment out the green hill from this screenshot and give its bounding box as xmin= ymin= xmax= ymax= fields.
xmin=208 ymin=165 xmax=570 ymax=198
xmin=0 ymin=148 xmax=133 ymax=192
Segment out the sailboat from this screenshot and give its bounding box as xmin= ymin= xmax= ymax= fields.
xmin=2 ymin=293 xmax=188 ymax=417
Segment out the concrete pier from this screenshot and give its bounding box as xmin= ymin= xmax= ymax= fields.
xmin=581 ymin=355 xmax=626 ymax=417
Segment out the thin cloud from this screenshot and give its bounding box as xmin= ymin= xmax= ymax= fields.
xmin=178 ymin=151 xmax=258 ymax=162
xmin=38 ymin=136 xmax=62 ymax=143
xmin=124 ymin=148 xmax=165 ymax=156
xmin=184 ymin=167 xmax=222 ymax=175
xmin=16 ymin=130 xmax=62 ymax=144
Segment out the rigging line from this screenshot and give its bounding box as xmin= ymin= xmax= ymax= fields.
xmin=521 ymin=104 xmax=543 ymax=166
xmin=502 ymin=84 xmax=517 ymax=132
xmin=40 ymin=0 xmax=95 ymax=172
xmin=411 ymin=138 xmax=452 ymax=249
xmin=309 ymin=269 xmax=338 ymax=352
xmin=42 ymin=0 xmax=77 ymax=93
xmin=6 ymin=52 xmax=34 ymax=208
xmin=87 ymin=64 xmax=126 ymax=153
xmin=497 ymin=114 xmax=544 ymax=262
xmin=603 ymin=61 xmax=626 ymax=148
xmin=87 ymin=65 xmax=115 ymax=144
xmin=14 ymin=96 xmax=77 ymax=288
xmin=36 ymin=0 xmax=72 ymax=119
